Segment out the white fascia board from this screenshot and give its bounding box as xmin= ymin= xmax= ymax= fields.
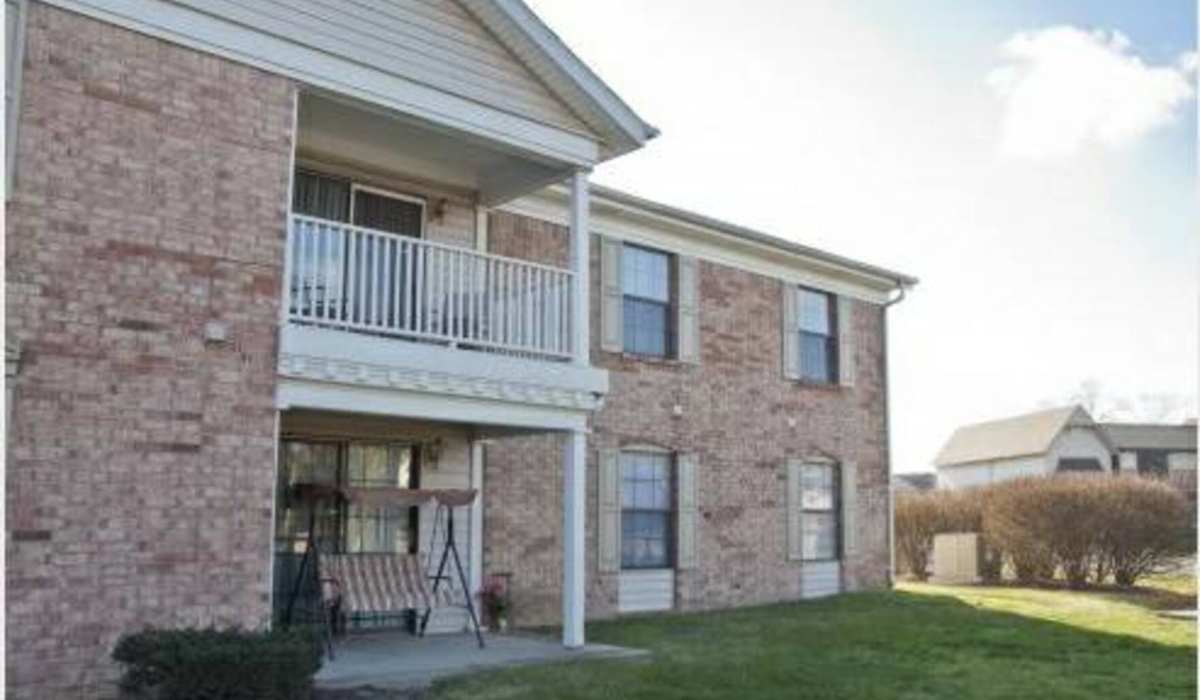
xmin=276 ymin=378 xmax=588 ymax=433
xmin=501 ymin=190 xmax=902 ymax=304
xmin=45 ymin=0 xmax=599 ymax=167
xmin=280 ymin=325 xmax=608 ymax=397
xmin=471 ymin=0 xmax=657 ymax=157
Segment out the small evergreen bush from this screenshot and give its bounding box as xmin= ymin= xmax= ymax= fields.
xmin=112 ymin=625 xmax=322 ymax=699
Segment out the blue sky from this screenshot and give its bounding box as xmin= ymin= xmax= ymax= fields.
xmin=528 ymin=0 xmax=1197 ymax=472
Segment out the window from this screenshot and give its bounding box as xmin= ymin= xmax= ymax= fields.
xmin=273 ymin=440 xmax=420 ymax=629
xmin=343 ymin=444 xmax=418 ymax=555
xmin=800 ymin=463 xmax=839 ymax=561
xmin=290 ymin=170 xmax=424 ymax=324
xmin=797 ymin=288 xmax=837 ymax=383
xmin=620 ymin=452 xmax=673 ymax=569
xmin=622 ymin=245 xmax=672 ymax=357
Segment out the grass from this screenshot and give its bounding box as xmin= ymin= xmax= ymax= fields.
xmin=428 ymin=576 xmax=1196 ymax=700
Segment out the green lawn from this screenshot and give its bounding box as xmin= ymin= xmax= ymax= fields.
xmin=429 ymin=578 xmax=1196 ymax=700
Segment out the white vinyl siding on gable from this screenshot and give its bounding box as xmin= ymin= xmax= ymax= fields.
xmin=169 ymin=0 xmax=590 ymax=135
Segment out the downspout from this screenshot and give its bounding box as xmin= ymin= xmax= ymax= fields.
xmin=882 ymin=283 xmax=908 ymax=588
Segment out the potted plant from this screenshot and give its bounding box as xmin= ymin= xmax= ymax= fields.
xmin=478 ymin=577 xmax=510 ymax=632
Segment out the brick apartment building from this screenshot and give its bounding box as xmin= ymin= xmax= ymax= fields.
xmin=4 ymin=1 xmax=915 ymax=696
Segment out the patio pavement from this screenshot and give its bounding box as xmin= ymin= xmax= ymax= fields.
xmin=314 ymin=631 xmax=648 ymax=693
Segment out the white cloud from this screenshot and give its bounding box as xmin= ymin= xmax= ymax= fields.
xmin=988 ymin=26 xmax=1194 ymax=159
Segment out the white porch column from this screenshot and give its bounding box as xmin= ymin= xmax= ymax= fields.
xmin=469 ymin=440 xmax=485 ymax=601
xmin=562 ymin=429 xmax=587 ymax=648
xmin=569 ymin=170 xmax=591 ymax=367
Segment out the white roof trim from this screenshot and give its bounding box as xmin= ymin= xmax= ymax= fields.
xmin=462 ymin=0 xmax=658 ymax=159
xmin=501 ymin=186 xmax=914 ymax=303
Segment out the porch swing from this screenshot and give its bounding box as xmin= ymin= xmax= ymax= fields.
xmin=283 ymin=483 xmax=486 ymax=657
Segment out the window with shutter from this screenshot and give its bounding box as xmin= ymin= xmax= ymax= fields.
xmin=620 ymin=451 xmax=673 ymax=569
xmin=621 ymin=245 xmax=673 ymax=358
xmin=795 ymin=288 xmax=838 ymax=384
xmin=789 ymin=462 xmax=840 ymax=562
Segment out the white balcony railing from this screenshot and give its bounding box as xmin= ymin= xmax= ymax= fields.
xmin=285 ymin=214 xmax=575 ymax=360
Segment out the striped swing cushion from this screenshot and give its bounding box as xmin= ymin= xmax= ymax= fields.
xmin=321 ymin=553 xmax=456 ymax=614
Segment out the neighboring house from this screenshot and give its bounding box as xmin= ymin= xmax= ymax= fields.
xmin=893 ymin=472 xmax=937 ymax=493
xmin=4 ymin=1 xmax=914 ymax=697
xmin=935 ymin=406 xmax=1114 ymax=489
xmin=1101 ymin=422 xmax=1198 ymax=476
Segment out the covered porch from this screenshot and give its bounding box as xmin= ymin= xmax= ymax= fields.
xmin=271 ymin=395 xmax=598 ymax=648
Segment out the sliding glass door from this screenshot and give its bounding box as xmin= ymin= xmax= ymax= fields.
xmin=272 ymin=439 xmax=420 ymax=630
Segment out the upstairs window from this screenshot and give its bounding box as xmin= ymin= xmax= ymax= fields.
xmin=622 ymin=245 xmax=672 ymax=357
xmin=797 ymin=288 xmax=837 ymax=383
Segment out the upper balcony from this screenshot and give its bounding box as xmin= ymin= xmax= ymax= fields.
xmin=275 ymin=92 xmax=605 ymax=433
xmin=285 ymin=213 xmax=576 ymax=361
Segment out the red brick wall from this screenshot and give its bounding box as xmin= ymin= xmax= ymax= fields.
xmin=5 ymin=6 xmax=294 ymax=697
xmin=485 ymin=213 xmax=891 ymax=625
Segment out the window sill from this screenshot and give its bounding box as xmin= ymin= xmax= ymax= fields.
xmin=606 ymin=350 xmax=690 ymax=368
xmin=788 ymin=379 xmax=845 ymax=392
xmin=619 ymin=567 xmax=675 ymax=574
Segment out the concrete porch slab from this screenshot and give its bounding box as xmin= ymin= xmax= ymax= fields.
xmin=314 ymin=631 xmax=648 ymax=693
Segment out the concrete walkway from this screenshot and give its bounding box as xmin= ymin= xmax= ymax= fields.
xmin=314 ymin=631 xmax=647 ymax=693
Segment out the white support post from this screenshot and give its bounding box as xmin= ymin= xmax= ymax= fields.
xmin=469 ymin=440 xmax=485 ymax=604
xmin=568 ymin=170 xmax=590 ymax=366
xmin=562 ymin=429 xmax=587 ymax=648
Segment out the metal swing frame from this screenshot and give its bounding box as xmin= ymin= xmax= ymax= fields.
xmin=282 ymin=484 xmax=485 ymax=657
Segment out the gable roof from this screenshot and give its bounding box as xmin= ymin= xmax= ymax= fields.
xmin=893 ymin=473 xmax=937 ymax=492
xmin=934 ymin=405 xmax=1100 ymax=468
xmin=1101 ymin=423 xmax=1198 ymax=452
xmin=462 ymin=0 xmax=659 ymax=159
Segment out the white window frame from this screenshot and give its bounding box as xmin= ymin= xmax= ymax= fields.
xmin=799 ymin=461 xmax=841 ymax=563
xmin=349 ymin=182 xmax=426 ymax=239
xmin=618 ymin=448 xmax=675 ymax=571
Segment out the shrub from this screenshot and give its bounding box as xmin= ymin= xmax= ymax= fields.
xmin=895 ymin=491 xmax=942 ymax=580
xmin=895 ymin=489 xmax=985 ymax=580
xmin=978 ymin=474 xmax=1192 ymax=588
xmin=1094 ymin=475 xmax=1193 ymax=587
xmin=982 ymin=478 xmax=1057 ymax=584
xmin=112 ymin=626 xmax=322 ymax=700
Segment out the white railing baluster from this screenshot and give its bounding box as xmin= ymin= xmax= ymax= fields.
xmin=415 ymin=242 xmax=425 ymax=333
xmin=453 ymin=250 xmax=463 ymax=340
xmin=285 ymin=213 xmax=575 ymax=360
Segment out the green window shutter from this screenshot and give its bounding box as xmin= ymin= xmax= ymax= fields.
xmin=600 ymin=237 xmax=624 ymax=353
xmin=675 ymin=256 xmax=700 ymax=364
xmin=841 ymin=461 xmax=858 ymax=559
xmin=838 ymin=296 xmax=855 ymax=387
xmin=786 ymin=460 xmax=803 ymax=561
xmin=782 ymin=285 xmax=800 ymax=380
xmin=598 ymin=448 xmax=621 ymax=573
xmin=676 ymin=453 xmax=698 ymax=570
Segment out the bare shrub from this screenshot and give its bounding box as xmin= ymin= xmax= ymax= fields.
xmin=1093 ymin=475 xmax=1193 ymax=588
xmin=896 ymin=489 xmax=987 ymax=581
xmin=981 ymin=478 xmax=1057 ymax=584
xmin=895 ymin=491 xmax=942 ymax=581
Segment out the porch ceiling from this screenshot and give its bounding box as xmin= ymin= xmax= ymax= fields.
xmin=298 ymin=92 xmax=576 ymax=206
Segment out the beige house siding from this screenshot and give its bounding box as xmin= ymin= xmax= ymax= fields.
xmin=172 ymin=0 xmax=590 ymax=135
